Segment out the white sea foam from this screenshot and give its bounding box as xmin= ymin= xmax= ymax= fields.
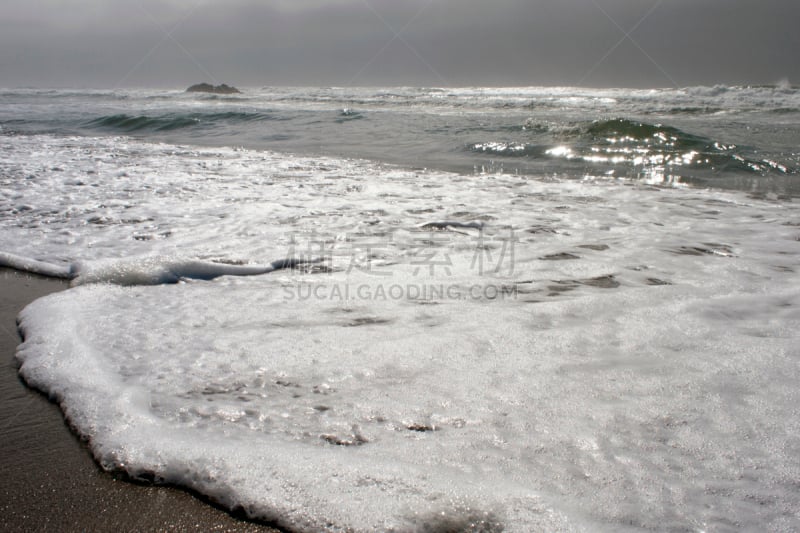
xmin=16 ymin=264 xmax=800 ymax=530
xmin=69 ymin=256 xmax=321 ymax=286
xmin=4 ymin=134 xmax=794 ymax=282
xmin=6 ymin=134 xmax=800 ymax=530
xmin=0 ymin=251 xmax=72 ymax=278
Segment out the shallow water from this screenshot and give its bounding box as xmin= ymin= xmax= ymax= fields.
xmin=2 ymin=85 xmax=799 ymax=194
xmin=2 ymin=86 xmax=800 ymax=531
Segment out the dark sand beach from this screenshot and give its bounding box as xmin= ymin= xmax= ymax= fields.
xmin=0 ymin=268 xmax=277 ymax=532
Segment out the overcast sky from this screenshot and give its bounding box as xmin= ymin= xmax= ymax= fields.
xmin=1 ymin=0 xmax=798 ymax=88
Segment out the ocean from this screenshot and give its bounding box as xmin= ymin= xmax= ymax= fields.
xmin=2 ymin=85 xmax=799 ymax=531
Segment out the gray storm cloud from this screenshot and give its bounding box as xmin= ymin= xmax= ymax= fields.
xmin=0 ymin=0 xmax=797 ymax=88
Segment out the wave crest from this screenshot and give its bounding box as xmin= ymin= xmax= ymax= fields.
xmin=84 ymin=111 xmax=277 ymax=133
xmin=467 ymin=118 xmax=796 ymax=177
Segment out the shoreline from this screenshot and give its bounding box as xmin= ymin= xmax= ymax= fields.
xmin=0 ymin=268 xmax=279 ymax=532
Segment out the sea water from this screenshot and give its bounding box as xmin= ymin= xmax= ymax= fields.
xmin=2 ymin=86 xmax=800 ymax=531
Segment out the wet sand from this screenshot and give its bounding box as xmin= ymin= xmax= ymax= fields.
xmin=0 ymin=268 xmax=279 ymax=532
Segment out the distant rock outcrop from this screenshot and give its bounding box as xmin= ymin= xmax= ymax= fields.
xmin=186 ymin=83 xmax=241 ymax=95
